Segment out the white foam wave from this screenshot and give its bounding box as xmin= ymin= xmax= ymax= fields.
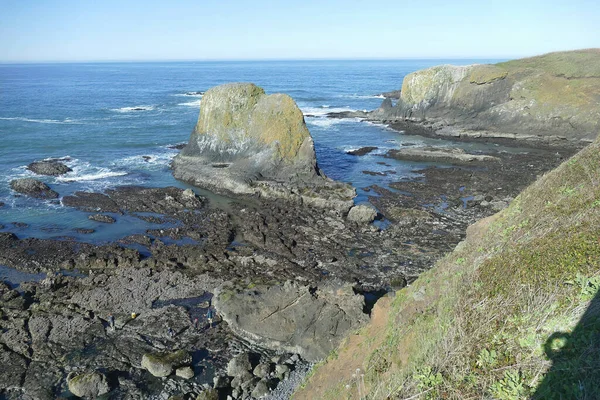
xmin=306 ymin=117 xmax=362 ymax=129
xmin=178 ymin=99 xmax=202 ymax=107
xmin=0 ymin=117 xmax=82 ymax=124
xmin=57 ymin=169 xmax=127 ymax=183
xmin=114 ymin=151 xmax=177 ymax=170
xmin=42 ymin=155 xmax=72 ymax=162
xmin=364 ymin=120 xmax=397 ymax=131
xmin=54 ymin=160 xmax=128 ymax=183
xmin=173 ymin=92 xmax=204 ymax=98
xmin=306 ymin=118 xmax=342 ymax=129
xmin=340 ymin=94 xmax=385 ymax=99
xmin=301 ymin=106 xmax=356 ymax=117
xmin=340 ymin=145 xmax=394 ymax=155
xmin=112 ymin=105 xmax=155 ymax=113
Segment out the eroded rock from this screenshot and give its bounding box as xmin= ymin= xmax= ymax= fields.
xmin=215 ymin=281 xmax=368 ymax=361
xmin=10 ymin=178 xmax=59 ymax=199
xmin=27 ymin=161 xmax=72 ymax=176
xmin=172 ymin=82 xmax=355 ymax=212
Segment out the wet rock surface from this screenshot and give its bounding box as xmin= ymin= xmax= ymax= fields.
xmin=346 ymin=146 xmax=378 ymax=156
xmin=9 ymin=178 xmax=59 ymax=199
xmin=88 ymin=213 xmax=116 ymax=223
xmin=27 ymin=160 xmax=72 ymax=176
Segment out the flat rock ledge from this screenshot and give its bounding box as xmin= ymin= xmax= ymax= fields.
xmin=214 ymin=281 xmax=368 ymax=362
xmin=386 ymin=147 xmax=499 ymax=165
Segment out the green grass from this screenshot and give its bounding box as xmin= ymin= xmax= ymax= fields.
xmin=497 ymin=49 xmax=600 ymax=78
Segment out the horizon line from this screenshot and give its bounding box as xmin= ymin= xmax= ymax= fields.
xmin=0 ymin=55 xmax=515 ymax=65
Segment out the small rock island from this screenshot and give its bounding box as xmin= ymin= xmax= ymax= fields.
xmin=172 ymin=83 xmax=355 ymax=212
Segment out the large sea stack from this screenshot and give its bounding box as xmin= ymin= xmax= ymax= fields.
xmin=371 ymin=49 xmax=600 ymax=146
xmin=172 ymin=83 xmax=354 ymax=211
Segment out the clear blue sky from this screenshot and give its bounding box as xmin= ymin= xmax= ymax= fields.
xmin=0 ymin=0 xmax=598 ymax=62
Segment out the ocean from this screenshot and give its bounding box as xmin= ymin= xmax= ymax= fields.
xmin=0 ymin=59 xmax=501 ymax=241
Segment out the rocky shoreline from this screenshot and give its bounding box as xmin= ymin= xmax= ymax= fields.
xmin=0 ymin=135 xmax=572 ymax=399
xmin=0 ymin=78 xmax=582 ymax=399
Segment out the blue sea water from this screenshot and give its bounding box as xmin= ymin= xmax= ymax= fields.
xmin=0 ymin=59 xmax=504 ymax=241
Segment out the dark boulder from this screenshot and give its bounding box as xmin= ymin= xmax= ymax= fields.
xmin=346 ymin=146 xmax=378 ymax=156
xmin=27 ymin=161 xmax=72 ymax=176
xmin=10 ymin=178 xmax=59 ymax=199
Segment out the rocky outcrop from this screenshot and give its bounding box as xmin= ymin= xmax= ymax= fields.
xmin=172 ymin=83 xmax=355 ymax=212
xmin=370 ymin=49 xmax=600 ymax=146
xmin=10 ymin=178 xmax=59 ymax=199
xmin=346 ymin=146 xmax=378 ymax=156
xmin=27 ymin=160 xmax=72 ymax=176
xmin=214 ymin=281 xmax=368 ymax=361
xmin=385 ymin=147 xmax=500 ymax=165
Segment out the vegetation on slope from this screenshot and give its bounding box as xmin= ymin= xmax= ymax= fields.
xmin=394 ymin=49 xmax=600 ymax=141
xmin=295 ymin=136 xmax=600 ymax=399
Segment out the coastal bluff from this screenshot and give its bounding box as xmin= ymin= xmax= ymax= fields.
xmin=172 ymin=83 xmax=354 ymax=211
xmin=371 ymin=49 xmax=600 ymax=146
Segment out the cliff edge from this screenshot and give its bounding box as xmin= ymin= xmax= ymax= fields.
xmin=294 ymin=131 xmax=600 ymax=399
xmin=371 ymin=49 xmax=600 ymax=147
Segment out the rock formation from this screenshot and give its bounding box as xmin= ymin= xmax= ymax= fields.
xmin=27 ymin=160 xmax=72 ymax=176
xmin=172 ymin=83 xmax=354 ymax=212
xmin=10 ymin=178 xmax=59 ymax=199
xmin=370 ymin=49 xmax=600 ymax=146
xmin=214 ymin=281 xmax=368 ymax=361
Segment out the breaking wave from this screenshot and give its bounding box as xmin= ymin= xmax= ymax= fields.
xmin=0 ymin=117 xmax=82 ymax=124
xmin=111 ymin=105 xmax=156 ymax=113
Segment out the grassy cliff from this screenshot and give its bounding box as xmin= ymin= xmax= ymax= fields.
xmin=295 ymin=135 xmax=600 ymax=399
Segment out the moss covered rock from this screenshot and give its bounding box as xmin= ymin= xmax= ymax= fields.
xmin=141 ymin=350 xmax=191 ymax=377
xmin=196 ymin=389 xmax=219 ymax=400
xmin=66 ymin=371 xmax=110 ymax=398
